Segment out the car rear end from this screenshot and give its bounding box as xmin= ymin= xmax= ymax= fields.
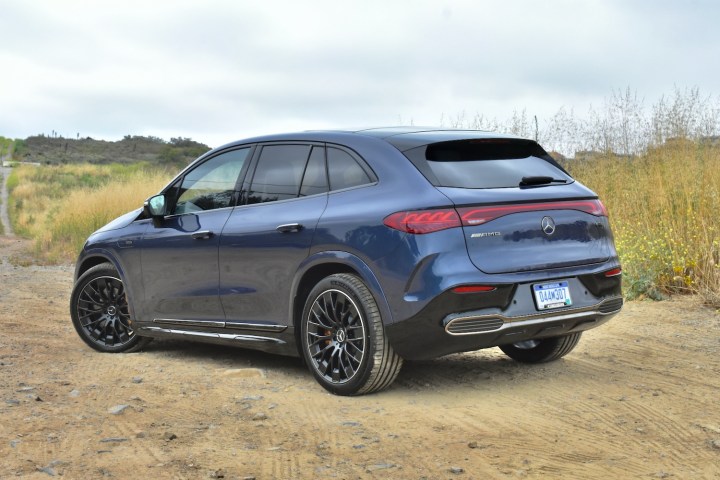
xmin=378 ymin=132 xmax=623 ymax=360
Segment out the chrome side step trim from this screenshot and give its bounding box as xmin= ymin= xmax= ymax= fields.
xmin=153 ymin=318 xmax=287 ymax=332
xmin=224 ymin=321 xmax=287 ymax=333
xmin=154 ymin=318 xmax=225 ymax=328
xmin=140 ymin=326 xmax=285 ymax=344
xmin=444 ymin=296 xmax=623 ymax=336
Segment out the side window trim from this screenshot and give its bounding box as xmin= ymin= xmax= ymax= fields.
xmin=299 ymin=145 xmax=330 ymax=197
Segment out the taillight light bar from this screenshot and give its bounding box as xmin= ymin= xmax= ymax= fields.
xmin=458 ymin=199 xmax=608 ymax=226
xmin=383 ymin=209 xmax=460 ymax=234
xmin=383 ymin=200 xmax=608 ymax=234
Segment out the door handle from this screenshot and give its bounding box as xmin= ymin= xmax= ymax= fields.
xmin=276 ymin=223 xmax=303 ymax=233
xmin=191 ymin=230 xmax=214 ymax=240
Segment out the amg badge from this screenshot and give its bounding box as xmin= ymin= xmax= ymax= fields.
xmin=471 ymin=232 xmax=501 ymax=238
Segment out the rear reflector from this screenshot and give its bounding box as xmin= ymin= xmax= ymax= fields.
xmin=458 ymin=199 xmax=608 ymax=226
xmin=452 ymin=285 xmax=497 ymax=293
xmin=383 ymin=209 xmax=460 ymax=234
xmin=604 ymin=267 xmax=622 ymax=277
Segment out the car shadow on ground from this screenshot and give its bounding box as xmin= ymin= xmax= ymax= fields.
xmin=139 ymin=338 xmax=306 ymax=371
xmin=136 ymin=338 xmax=558 ymax=393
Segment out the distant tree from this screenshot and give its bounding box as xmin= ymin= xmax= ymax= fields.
xmin=159 ymin=137 xmax=210 ymax=164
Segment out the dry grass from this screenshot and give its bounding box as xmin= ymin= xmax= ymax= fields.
xmin=7 ymin=163 xmax=171 ymax=263
xmin=567 ymin=139 xmax=720 ymax=305
xmin=6 ymin=138 xmax=720 ymax=306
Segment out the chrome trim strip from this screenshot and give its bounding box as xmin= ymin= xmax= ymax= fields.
xmin=152 ymin=318 xmax=287 ymax=333
xmin=153 ymin=318 xmax=225 ymax=328
xmin=444 ymin=296 xmax=623 ymax=336
xmin=224 ymin=321 xmax=287 ymax=333
xmin=140 ymin=326 xmax=284 ymax=344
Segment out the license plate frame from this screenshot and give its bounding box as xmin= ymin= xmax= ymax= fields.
xmin=532 ymin=281 xmax=572 ymax=311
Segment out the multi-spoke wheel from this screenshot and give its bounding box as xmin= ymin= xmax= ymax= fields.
xmin=499 ymin=332 xmax=582 ymax=363
xmin=301 ymin=274 xmax=403 ymax=396
xmin=305 ymin=288 xmax=367 ymax=384
xmin=70 ymin=263 xmax=151 ymax=353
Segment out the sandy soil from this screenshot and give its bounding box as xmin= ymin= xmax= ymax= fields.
xmin=0 ymin=235 xmax=719 ymax=479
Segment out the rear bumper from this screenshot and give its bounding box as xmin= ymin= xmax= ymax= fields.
xmin=386 ymin=296 xmax=623 ymax=360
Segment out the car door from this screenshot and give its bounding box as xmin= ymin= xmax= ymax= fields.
xmin=139 ymin=147 xmax=251 ymax=323
xmin=219 ymin=143 xmax=328 ymax=327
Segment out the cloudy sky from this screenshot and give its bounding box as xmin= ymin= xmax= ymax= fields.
xmin=1 ymin=0 xmax=718 ymax=148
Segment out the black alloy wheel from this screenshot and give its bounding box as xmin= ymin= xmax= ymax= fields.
xmin=306 ymin=288 xmax=367 ymax=384
xmin=70 ymin=263 xmax=151 ymax=353
xmin=301 ymin=274 xmax=403 ymax=395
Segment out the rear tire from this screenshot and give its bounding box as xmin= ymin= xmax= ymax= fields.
xmin=70 ymin=263 xmax=151 ymax=353
xmin=499 ymin=332 xmax=582 ymax=363
xmin=300 ymin=274 xmax=403 ymax=396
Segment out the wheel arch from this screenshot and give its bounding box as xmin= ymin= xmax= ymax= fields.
xmin=75 ymin=254 xmax=116 ymax=281
xmin=290 ymin=251 xmax=394 ymax=355
xmin=74 ymin=249 xmax=140 ymax=321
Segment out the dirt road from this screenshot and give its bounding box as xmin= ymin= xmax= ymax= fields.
xmin=0 ymin=236 xmax=719 ymax=479
xmin=0 ymin=166 xmax=14 ymax=235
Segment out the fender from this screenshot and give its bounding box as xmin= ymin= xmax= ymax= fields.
xmin=74 ymin=247 xmax=143 ymax=322
xmin=290 ymin=250 xmax=394 ymax=326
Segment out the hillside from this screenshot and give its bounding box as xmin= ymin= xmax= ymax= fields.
xmin=12 ymin=135 xmax=210 ymax=166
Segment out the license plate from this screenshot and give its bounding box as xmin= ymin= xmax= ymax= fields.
xmin=533 ymin=281 xmax=572 ymax=310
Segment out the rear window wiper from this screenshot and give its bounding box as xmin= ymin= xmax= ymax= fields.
xmin=519 ymin=176 xmax=568 ymax=186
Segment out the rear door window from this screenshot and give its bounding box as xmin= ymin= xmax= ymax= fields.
xmin=403 ymin=139 xmax=572 ymax=189
xmin=247 ymin=145 xmax=312 ymax=204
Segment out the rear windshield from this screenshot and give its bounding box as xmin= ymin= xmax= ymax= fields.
xmin=403 ymin=139 xmax=572 ymax=189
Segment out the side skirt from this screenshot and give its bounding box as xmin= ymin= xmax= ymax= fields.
xmin=136 ymin=319 xmax=299 ymax=357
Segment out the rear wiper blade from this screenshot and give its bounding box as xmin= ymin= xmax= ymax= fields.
xmin=519 ymin=176 xmax=568 ymax=186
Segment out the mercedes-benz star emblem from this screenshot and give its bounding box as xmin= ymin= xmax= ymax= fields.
xmin=541 ymin=216 xmax=556 ymax=236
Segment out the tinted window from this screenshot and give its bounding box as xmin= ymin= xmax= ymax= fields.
xmin=405 ymin=140 xmax=572 ymax=189
xmin=327 ymin=148 xmax=372 ymax=191
xmin=173 ymin=148 xmax=249 ymax=214
xmin=300 ymin=147 xmax=328 ymax=196
xmin=248 ymin=145 xmax=311 ymax=204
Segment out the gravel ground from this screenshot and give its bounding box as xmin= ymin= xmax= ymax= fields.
xmin=0 ymin=236 xmax=719 ymax=479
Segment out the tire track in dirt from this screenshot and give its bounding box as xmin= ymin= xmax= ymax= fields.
xmin=393 ymin=333 xmax=718 ymax=478
xmin=619 ymin=400 xmax=718 ymax=467
xmin=2 ymin=242 xmax=720 ymax=479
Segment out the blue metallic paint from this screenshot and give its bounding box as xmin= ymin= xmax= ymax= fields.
xmin=290 ymin=250 xmax=395 ymax=327
xmin=219 ymin=194 xmax=328 ymax=324
xmin=73 ymin=128 xmax=622 ymax=361
xmin=139 ymin=208 xmax=233 ymax=321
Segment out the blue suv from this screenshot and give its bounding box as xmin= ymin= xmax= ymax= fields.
xmin=70 ymin=128 xmax=623 ymax=395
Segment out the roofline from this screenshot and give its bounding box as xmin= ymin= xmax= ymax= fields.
xmin=212 ymin=127 xmax=533 ymax=153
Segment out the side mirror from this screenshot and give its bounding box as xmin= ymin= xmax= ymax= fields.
xmin=144 ymin=194 xmax=167 ymax=225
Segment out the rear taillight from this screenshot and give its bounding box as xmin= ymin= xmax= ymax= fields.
xmin=383 ymin=209 xmax=460 ymax=234
xmin=384 ymin=199 xmax=608 ymax=234
xmin=457 ymin=199 xmax=607 ymax=226
xmin=604 ymin=267 xmax=622 ymax=277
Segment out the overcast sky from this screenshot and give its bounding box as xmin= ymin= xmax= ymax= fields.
xmin=1 ymin=0 xmax=718 ymax=148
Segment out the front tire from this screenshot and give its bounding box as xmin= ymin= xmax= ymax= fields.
xmin=499 ymin=332 xmax=582 ymax=363
xmin=300 ymin=274 xmax=403 ymax=396
xmin=70 ymin=263 xmax=151 ymax=353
